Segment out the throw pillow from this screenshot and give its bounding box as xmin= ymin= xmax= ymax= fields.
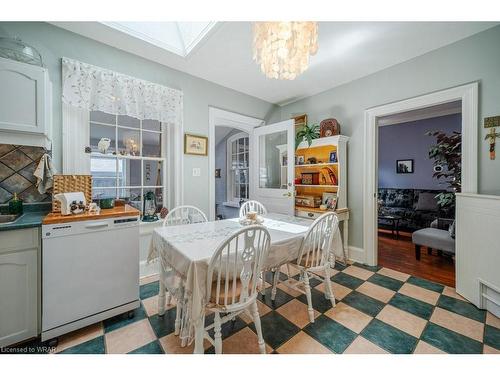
xmin=448 ymin=220 xmax=456 ymax=239
xmin=385 ymin=189 xmax=414 ymax=208
xmin=415 ymin=192 xmax=438 ymax=211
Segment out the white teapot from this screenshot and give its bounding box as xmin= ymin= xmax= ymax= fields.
xmin=98 ymin=137 xmax=111 ymax=154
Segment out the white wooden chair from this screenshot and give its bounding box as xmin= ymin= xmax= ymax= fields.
xmin=239 ymin=200 xmax=267 ymax=218
xmin=158 ymin=205 xmax=208 ymax=344
xmin=204 ymin=225 xmax=271 ymax=354
xmin=239 ymin=201 xmax=268 ymax=294
xmin=163 ymin=205 xmax=208 ymax=226
xmin=271 ymin=212 xmax=339 ymax=323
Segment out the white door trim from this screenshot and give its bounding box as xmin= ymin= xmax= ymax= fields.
xmin=208 ymin=107 xmax=264 ymax=220
xmin=363 ymin=82 xmax=478 ymax=266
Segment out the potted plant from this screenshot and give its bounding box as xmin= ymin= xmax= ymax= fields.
xmin=295 ymin=123 xmax=320 ymax=149
xmin=427 ymin=130 xmax=461 ymax=208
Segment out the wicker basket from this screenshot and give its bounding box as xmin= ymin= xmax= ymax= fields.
xmin=52 ymin=175 xmax=92 ymax=213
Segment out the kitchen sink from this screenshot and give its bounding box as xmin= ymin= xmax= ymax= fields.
xmin=0 ymin=213 xmax=22 ymax=224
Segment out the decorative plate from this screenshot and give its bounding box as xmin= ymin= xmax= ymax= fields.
xmin=319 ymin=118 xmax=340 ymax=137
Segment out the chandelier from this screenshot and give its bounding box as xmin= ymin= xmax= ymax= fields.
xmin=253 ymin=22 xmax=318 ymax=80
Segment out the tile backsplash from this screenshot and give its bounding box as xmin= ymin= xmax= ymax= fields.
xmin=0 ymin=144 xmax=51 ymax=204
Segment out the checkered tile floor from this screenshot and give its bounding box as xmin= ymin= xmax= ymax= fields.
xmin=15 ymin=263 xmax=500 ymax=354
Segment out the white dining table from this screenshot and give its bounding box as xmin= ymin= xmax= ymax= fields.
xmin=148 ymin=212 xmax=344 ymax=353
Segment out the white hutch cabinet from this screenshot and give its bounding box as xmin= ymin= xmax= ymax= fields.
xmin=0 ymin=57 xmax=52 ymax=149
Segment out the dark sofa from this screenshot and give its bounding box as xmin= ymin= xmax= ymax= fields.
xmin=378 ymin=188 xmax=454 ymax=233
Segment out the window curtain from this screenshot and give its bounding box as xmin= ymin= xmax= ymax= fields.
xmin=61 ymin=57 xmax=183 ymax=173
xmin=62 ymin=103 xmax=90 ymax=174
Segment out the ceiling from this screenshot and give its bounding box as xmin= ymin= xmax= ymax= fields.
xmin=101 ymin=22 xmax=217 ymax=57
xmin=51 ymin=22 xmax=498 ymax=105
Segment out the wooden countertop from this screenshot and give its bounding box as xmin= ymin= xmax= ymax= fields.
xmin=42 ymin=204 xmax=140 ymax=225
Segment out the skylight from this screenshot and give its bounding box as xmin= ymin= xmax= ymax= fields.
xmin=101 ymin=22 xmax=217 ymax=57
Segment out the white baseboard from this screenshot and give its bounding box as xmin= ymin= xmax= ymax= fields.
xmin=140 ymin=259 xmax=158 ymax=278
xmin=347 ymin=246 xmax=365 ymax=264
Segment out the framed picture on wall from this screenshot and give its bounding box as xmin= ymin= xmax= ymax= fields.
xmin=184 ymin=134 xmax=208 ymax=156
xmin=396 ymin=159 xmax=414 ymax=174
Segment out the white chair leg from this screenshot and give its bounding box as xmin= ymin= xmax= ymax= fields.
xmin=324 ymin=266 xmax=336 ymax=307
xmin=180 ymin=337 xmax=188 ymax=347
xmin=271 ymin=269 xmax=280 ymax=301
xmin=174 ymin=301 xmax=181 ymax=335
xmin=251 ymin=301 xmax=266 ymax=354
xmin=303 ymin=271 xmax=315 ymax=323
xmin=214 ymin=312 xmax=223 ymax=354
xmin=260 ymin=271 xmax=266 ymax=295
xmin=158 ymin=276 xmax=166 ymax=316
xmin=286 ymin=263 xmax=292 ymax=278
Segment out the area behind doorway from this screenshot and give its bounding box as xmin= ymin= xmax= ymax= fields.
xmin=376 ymin=102 xmax=461 ymax=287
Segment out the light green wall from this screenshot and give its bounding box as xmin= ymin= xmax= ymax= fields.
xmin=274 ymin=25 xmax=500 ymax=249
xmin=0 ymin=22 xmax=277 ymax=214
xmin=2 ymin=22 xmax=499 ymax=249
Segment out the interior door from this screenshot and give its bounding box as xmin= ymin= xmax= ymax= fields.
xmin=252 ymin=119 xmax=295 ymax=215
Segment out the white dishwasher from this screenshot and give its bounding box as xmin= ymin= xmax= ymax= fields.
xmin=41 ymin=215 xmax=140 ymax=342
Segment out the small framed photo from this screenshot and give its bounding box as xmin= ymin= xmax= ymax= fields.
xmin=282 ymin=155 xmax=288 ymax=166
xmin=296 ymin=155 xmax=305 ymax=165
xmin=184 ymin=134 xmax=208 ymax=156
xmin=215 ymin=168 xmax=221 ymax=178
xmin=396 ymin=159 xmax=414 ymax=174
xmin=292 ymin=114 xmax=307 ymax=127
xmin=322 ymin=192 xmax=337 ymax=210
xmin=329 ymin=151 xmax=338 ymax=163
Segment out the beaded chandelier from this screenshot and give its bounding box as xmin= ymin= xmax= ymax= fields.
xmin=253 ymin=22 xmax=318 ymax=80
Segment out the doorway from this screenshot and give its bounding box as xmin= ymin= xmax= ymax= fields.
xmin=208 ymin=107 xmax=264 ymax=221
xmin=214 ymin=128 xmax=250 ymax=219
xmin=363 ymin=83 xmax=478 ymax=275
xmin=376 ymin=102 xmax=461 ymax=286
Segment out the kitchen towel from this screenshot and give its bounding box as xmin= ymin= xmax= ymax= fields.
xmin=34 ymin=154 xmax=57 ymax=194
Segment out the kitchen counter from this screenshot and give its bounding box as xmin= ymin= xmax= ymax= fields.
xmin=42 ymin=204 xmax=140 ymax=225
xmin=0 ymin=203 xmax=51 ymax=232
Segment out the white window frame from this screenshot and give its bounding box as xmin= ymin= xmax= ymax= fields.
xmin=89 ymin=112 xmax=167 ymax=215
xmin=226 ymin=132 xmax=249 ymax=205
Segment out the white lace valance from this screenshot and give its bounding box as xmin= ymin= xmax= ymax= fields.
xmin=62 ymin=57 xmax=182 ymax=124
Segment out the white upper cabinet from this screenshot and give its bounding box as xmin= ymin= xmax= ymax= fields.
xmin=0 ymin=57 xmax=52 ymax=149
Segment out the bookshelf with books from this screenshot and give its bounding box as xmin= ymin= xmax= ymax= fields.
xmin=294 ymin=135 xmax=348 ymax=220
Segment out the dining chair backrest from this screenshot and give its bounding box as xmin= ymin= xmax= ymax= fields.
xmin=296 ymin=212 xmax=339 ymax=269
xmin=239 ymin=200 xmax=268 ymax=218
xmin=206 ymin=225 xmax=271 ymax=310
xmin=163 ymin=205 xmax=208 ymax=227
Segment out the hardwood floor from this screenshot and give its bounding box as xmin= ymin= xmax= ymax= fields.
xmin=377 ymin=229 xmax=455 ymax=287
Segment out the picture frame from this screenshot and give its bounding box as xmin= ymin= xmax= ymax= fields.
xmin=396 ymin=159 xmax=414 ymax=174
xmin=184 ymin=133 xmax=208 ymax=156
xmin=329 ymin=151 xmax=337 ymax=163
xmin=292 ymin=114 xmax=307 ymax=137
xmin=322 ymin=192 xmax=337 ymax=210
xmin=296 ymin=155 xmax=305 ymax=165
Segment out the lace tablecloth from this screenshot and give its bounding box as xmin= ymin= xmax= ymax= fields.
xmin=148 ymin=213 xmax=344 ymax=344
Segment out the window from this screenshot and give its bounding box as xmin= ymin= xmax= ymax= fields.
xmin=89 ymin=111 xmax=165 ymax=214
xmin=227 ymin=132 xmax=249 ymax=204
